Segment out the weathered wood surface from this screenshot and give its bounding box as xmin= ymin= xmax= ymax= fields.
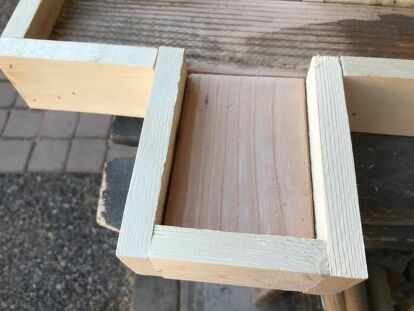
xmin=51 ymin=0 xmax=414 ymax=71
xmin=165 ymin=74 xmax=314 ymax=238
xmin=352 ymin=133 xmax=414 ymax=227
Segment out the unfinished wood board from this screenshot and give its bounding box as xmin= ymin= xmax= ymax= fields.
xmin=341 ymin=56 xmax=414 ymax=137
xmin=51 ymin=0 xmax=414 ymax=71
xmin=311 ymin=0 xmax=414 ymax=7
xmin=164 ymin=74 xmax=314 ymax=238
xmin=149 ymin=226 xmax=328 ymax=292
xmin=0 ymin=37 xmax=157 ymax=117
xmin=2 ymin=0 xmax=65 ymax=38
xmin=117 ymin=47 xmax=186 ymax=275
xmin=306 ymin=56 xmax=367 ymax=289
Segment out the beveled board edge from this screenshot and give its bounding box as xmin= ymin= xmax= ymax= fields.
xmin=0 ymin=37 xmax=157 ymax=68
xmin=341 ymin=56 xmax=414 ymax=80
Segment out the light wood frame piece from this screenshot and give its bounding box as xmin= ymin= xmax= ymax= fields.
xmin=117 ymin=55 xmax=371 ymax=295
xmin=8 ymin=0 xmax=411 ymax=295
xmin=0 ymin=0 xmax=157 ymax=117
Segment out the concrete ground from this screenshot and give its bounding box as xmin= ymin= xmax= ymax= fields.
xmin=0 ymin=174 xmax=132 ymax=310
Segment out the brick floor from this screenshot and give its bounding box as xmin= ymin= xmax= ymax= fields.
xmin=41 ymin=111 xmax=79 ymax=138
xmin=0 ymin=82 xmax=17 ymax=108
xmin=0 ymin=140 xmax=32 ymax=172
xmin=28 ymin=140 xmax=70 ymax=172
xmin=66 ymin=139 xmax=107 ymax=173
xmin=0 ymin=80 xmax=113 ymax=173
xmin=3 ymin=110 xmax=45 ymax=138
xmin=76 ymin=113 xmax=112 ymax=138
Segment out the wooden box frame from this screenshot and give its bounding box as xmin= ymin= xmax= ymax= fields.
xmin=5 ymin=0 xmax=414 ymax=296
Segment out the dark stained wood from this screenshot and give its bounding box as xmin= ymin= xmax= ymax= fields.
xmin=352 ymin=133 xmax=414 ymax=227
xmin=51 ymin=0 xmax=414 ymax=71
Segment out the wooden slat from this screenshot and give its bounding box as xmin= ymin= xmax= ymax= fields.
xmin=306 ymin=56 xmax=367 ymax=292
xmin=341 ymin=56 xmax=414 ymax=137
xmin=2 ymin=0 xmax=66 ymax=38
xmin=149 ymin=225 xmax=329 ymax=292
xmin=314 ymin=0 xmax=414 ymax=7
xmin=164 ymin=74 xmax=314 ymax=238
xmin=322 ymin=293 xmax=346 ymax=311
xmin=117 ymin=47 xmax=186 ymax=275
xmin=0 ymin=37 xmax=157 ymax=117
xmin=51 ymin=0 xmax=414 ymax=71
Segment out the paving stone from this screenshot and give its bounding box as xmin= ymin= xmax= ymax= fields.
xmin=0 ymin=82 xmax=17 ymax=108
xmin=0 ymin=140 xmax=32 ymax=172
xmin=179 ymin=282 xmax=321 ymax=311
xmin=66 ymin=139 xmax=107 ymax=173
xmin=28 ymin=140 xmax=69 ymax=172
xmin=132 ymin=276 xmax=179 ymax=311
xmin=41 ymin=111 xmax=78 ymax=138
xmin=14 ymin=95 xmax=29 ymax=109
xmin=107 ymin=143 xmax=137 ymax=161
xmin=3 ymin=110 xmax=44 ymax=138
xmin=76 ymin=113 xmax=112 ymax=138
xmin=0 ymin=110 xmax=8 ymax=133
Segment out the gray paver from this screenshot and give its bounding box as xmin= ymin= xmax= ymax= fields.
xmin=0 ymin=110 xmax=8 ymax=133
xmin=28 ymin=140 xmax=69 ymax=172
xmin=0 ymin=140 xmax=32 ymax=172
xmin=3 ymin=110 xmax=44 ymax=138
xmin=14 ymin=95 xmax=29 ymax=109
xmin=41 ymin=111 xmax=78 ymax=138
xmin=66 ymin=139 xmax=107 ymax=173
xmin=0 ymin=82 xmax=17 ymax=108
xmin=132 ymin=276 xmax=178 ymax=311
xmin=107 ymin=143 xmax=137 ymax=161
xmin=76 ymin=113 xmax=112 ymax=138
xmin=180 ymin=282 xmax=304 ymax=311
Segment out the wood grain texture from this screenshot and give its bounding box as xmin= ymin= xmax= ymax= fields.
xmin=341 ymin=56 xmax=414 ymax=137
xmin=322 ymin=293 xmax=346 ymax=311
xmin=2 ymin=0 xmax=66 ymax=38
xmin=316 ymin=0 xmax=414 ymax=7
xmin=117 ymin=47 xmax=186 ymax=275
xmin=0 ymin=37 xmax=157 ymax=117
xmin=164 ymin=74 xmax=314 ymax=238
xmin=149 ymin=225 xmax=328 ymax=292
xmin=306 ymin=56 xmax=367 ymax=288
xmin=50 ymin=0 xmax=414 ymax=71
xmin=344 ymin=282 xmax=369 ymax=311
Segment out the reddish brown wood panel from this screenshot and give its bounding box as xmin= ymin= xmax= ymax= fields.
xmin=51 ymin=0 xmax=414 ymax=71
xmin=164 ymin=74 xmax=314 ymax=238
